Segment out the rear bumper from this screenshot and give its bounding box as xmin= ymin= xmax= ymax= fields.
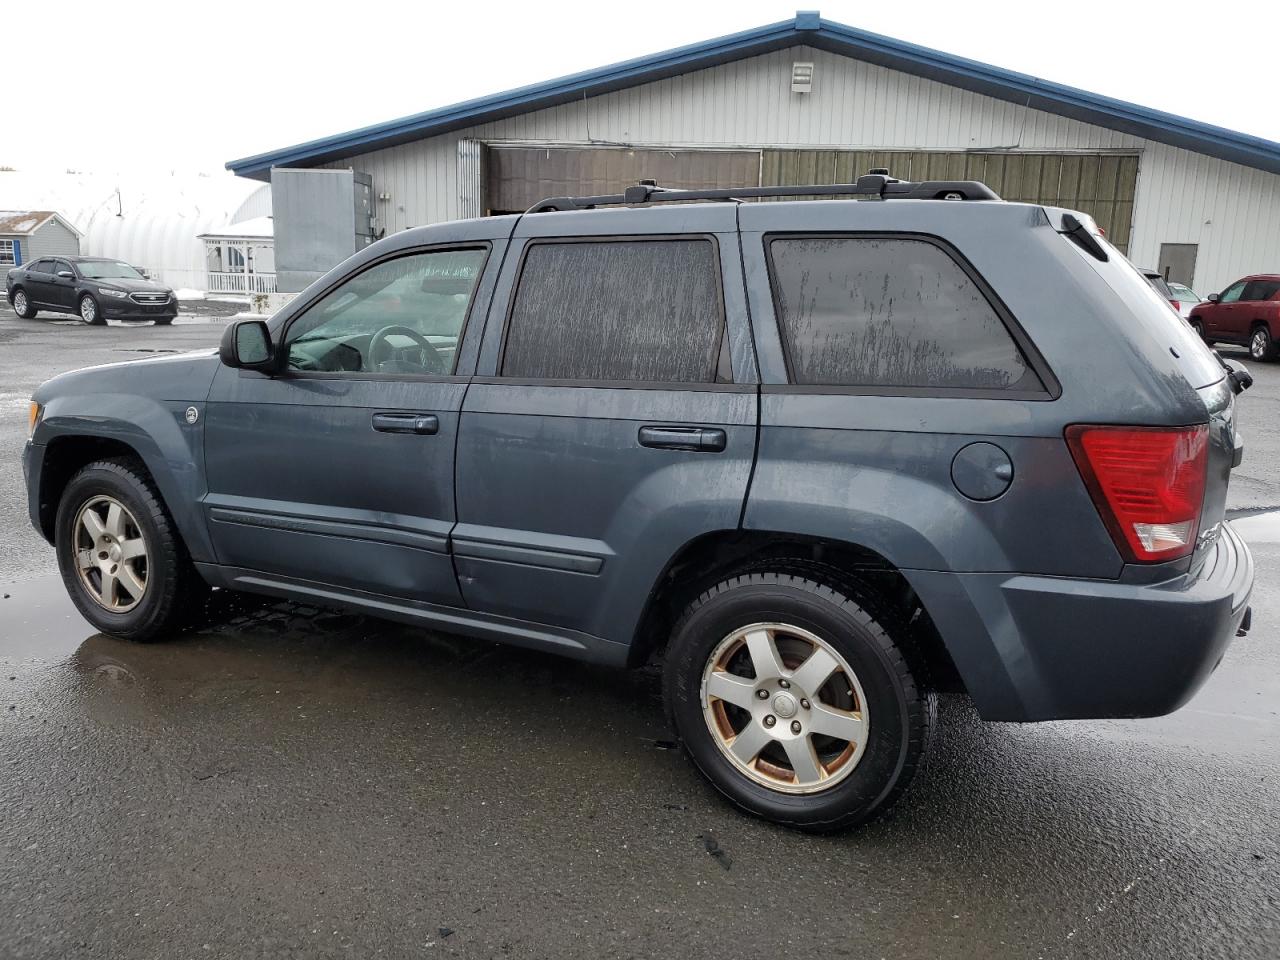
xmin=909 ymin=522 xmax=1253 ymax=721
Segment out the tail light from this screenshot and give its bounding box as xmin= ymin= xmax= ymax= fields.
xmin=1169 ymin=298 xmax=1181 ymax=312
xmin=1066 ymin=424 xmax=1209 ymax=563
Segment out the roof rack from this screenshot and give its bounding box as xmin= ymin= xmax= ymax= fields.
xmin=527 ymin=171 xmax=1002 ymax=213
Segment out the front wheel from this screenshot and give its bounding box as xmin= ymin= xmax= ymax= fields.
xmin=11 ymin=289 xmax=37 ymax=319
xmin=79 ymin=294 xmax=105 ymax=325
xmin=55 ymin=458 xmax=204 ymax=641
xmin=1189 ymin=319 xmax=1205 ymax=341
xmin=663 ymin=571 xmax=934 ymax=832
xmin=1250 ymin=325 xmax=1278 ymax=362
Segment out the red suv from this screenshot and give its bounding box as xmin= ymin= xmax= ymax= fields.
xmin=1189 ymin=274 xmax=1280 ymax=361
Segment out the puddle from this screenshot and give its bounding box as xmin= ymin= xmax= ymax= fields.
xmin=1229 ymin=510 xmax=1280 ymax=544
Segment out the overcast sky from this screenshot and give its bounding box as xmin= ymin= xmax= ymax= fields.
xmin=4 ymin=0 xmax=1277 ymax=178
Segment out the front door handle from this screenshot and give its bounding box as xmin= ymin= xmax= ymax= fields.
xmin=638 ymin=425 xmax=727 ymax=452
xmin=372 ymin=412 xmax=439 ymax=435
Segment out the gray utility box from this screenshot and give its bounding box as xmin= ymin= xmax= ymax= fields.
xmin=271 ymin=168 xmax=376 ymax=293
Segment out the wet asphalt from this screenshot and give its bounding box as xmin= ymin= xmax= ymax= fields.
xmin=1 ymin=307 xmax=1278 ymax=959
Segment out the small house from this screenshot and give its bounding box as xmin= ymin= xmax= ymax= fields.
xmin=0 ymin=211 xmax=82 ymax=270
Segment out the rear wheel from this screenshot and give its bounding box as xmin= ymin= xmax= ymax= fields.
xmin=1189 ymin=319 xmax=1205 ymax=341
xmin=55 ymin=458 xmax=203 ymax=641
xmin=79 ymin=294 xmax=105 ymax=326
xmin=1250 ymin=325 xmax=1278 ymax=362
xmin=663 ymin=571 xmax=933 ymax=832
xmin=11 ymin=289 xmax=37 ymax=319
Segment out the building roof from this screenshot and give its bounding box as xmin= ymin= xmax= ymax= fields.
xmin=226 ymin=11 xmax=1280 ymax=180
xmin=0 ymin=210 xmax=83 ymax=237
xmin=198 ymin=215 xmax=274 ymax=241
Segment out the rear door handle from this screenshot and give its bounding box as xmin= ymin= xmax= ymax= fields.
xmin=372 ymin=412 xmax=439 ymax=435
xmin=638 ymin=425 xmax=727 ymax=452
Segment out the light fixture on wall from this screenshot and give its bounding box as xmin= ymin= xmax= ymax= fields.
xmin=791 ymin=62 xmax=814 ymax=94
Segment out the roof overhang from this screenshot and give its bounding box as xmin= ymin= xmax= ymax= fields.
xmin=226 ymin=11 xmax=1280 ymax=180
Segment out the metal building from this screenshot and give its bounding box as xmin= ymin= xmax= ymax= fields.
xmin=0 ymin=171 xmax=271 ymax=290
xmin=227 ymin=11 xmax=1280 ymax=295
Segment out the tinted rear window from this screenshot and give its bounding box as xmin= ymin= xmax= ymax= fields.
xmin=1242 ymin=280 xmax=1280 ymax=301
xmin=502 ymin=239 xmax=725 ymax=383
xmin=767 ymin=237 xmax=1036 ymax=391
xmin=1090 ymin=242 xmax=1225 ymax=389
xmin=1144 ymin=273 xmax=1174 ymax=298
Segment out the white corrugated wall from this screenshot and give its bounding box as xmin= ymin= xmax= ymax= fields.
xmin=0 ymin=173 xmax=272 ymax=290
xmin=320 ymin=44 xmax=1279 ymax=293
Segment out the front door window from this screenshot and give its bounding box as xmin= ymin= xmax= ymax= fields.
xmin=284 ymin=248 xmax=487 ymax=376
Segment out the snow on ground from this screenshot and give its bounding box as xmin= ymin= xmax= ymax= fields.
xmin=174 ymin=288 xmax=205 ymax=300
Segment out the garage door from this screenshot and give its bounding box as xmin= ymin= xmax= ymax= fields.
xmin=485 ymin=146 xmax=760 ymax=215
xmin=762 ymin=150 xmax=1139 ymax=254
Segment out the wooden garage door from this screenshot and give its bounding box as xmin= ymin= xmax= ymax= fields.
xmin=762 ymin=150 xmax=1139 ymax=254
xmin=485 ymin=146 xmax=760 ymax=216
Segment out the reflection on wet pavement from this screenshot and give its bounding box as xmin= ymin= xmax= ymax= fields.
xmin=2 ymin=537 xmax=1278 ymax=958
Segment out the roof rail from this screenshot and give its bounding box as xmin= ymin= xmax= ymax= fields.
xmin=527 ymin=172 xmax=1001 ymax=213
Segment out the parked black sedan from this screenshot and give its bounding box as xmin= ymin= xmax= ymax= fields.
xmin=6 ymin=256 xmax=177 ymax=325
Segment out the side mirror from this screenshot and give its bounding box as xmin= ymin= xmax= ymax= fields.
xmin=1207 ymin=293 xmax=1220 ymax=303
xmin=219 ymin=319 xmax=275 ymax=372
xmin=56 ymin=270 xmax=74 ymax=279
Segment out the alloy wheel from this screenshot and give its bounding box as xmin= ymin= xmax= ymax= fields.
xmin=13 ymin=291 xmax=28 ymax=314
xmin=1252 ymin=329 xmax=1268 ymax=360
xmin=700 ymin=622 xmax=870 ymax=794
xmin=73 ymin=496 xmax=148 ymax=612
xmin=80 ymin=297 xmax=97 ymax=324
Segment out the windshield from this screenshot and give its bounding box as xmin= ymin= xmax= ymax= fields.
xmin=1168 ymin=282 xmax=1200 ymax=303
xmin=78 ymin=261 xmax=144 ymax=280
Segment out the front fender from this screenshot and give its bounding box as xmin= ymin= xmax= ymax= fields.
xmin=33 ymin=393 xmax=214 ymax=563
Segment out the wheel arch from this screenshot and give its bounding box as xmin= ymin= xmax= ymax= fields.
xmin=34 ymin=422 xmax=214 ymax=564
xmin=627 ymin=529 xmax=963 ymax=695
xmin=37 ymin=436 xmax=150 ymax=541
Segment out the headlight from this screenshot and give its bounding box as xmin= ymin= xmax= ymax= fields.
xmin=28 ymin=402 xmax=41 ymax=438
xmin=99 ymin=287 xmax=129 ymax=299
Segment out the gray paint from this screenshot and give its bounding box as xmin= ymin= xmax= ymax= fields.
xmin=2 ymin=217 xmax=81 ymax=264
xmin=270 ymin=168 xmax=374 ymax=293
xmin=26 ymin=196 xmax=1253 ymax=723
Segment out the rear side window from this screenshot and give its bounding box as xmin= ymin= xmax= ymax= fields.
xmin=767 ymin=237 xmax=1036 ymax=392
xmin=1242 ymin=280 xmax=1280 ymax=301
xmin=502 ymin=239 xmax=725 ymax=383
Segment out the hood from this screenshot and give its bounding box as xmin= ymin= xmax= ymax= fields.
xmin=33 ymin=349 xmax=220 ymax=405
xmin=87 ymin=276 xmax=172 ymax=294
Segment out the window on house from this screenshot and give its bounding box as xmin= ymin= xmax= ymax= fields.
xmin=0 ymin=240 xmax=15 ymax=266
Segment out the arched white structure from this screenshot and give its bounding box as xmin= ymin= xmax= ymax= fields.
xmin=0 ymin=171 xmax=270 ymax=290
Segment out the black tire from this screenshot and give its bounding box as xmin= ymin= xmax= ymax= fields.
xmin=663 ymin=571 xmax=934 ymax=832
xmin=11 ymin=288 xmax=37 ymax=319
xmin=55 ymin=457 xmax=204 ymax=641
xmin=78 ymin=294 xmax=105 ymax=326
xmin=154 ymin=317 xmax=174 ymax=326
xmin=1189 ymin=319 xmax=1205 ymax=341
xmin=1249 ymin=324 xmax=1278 ymax=362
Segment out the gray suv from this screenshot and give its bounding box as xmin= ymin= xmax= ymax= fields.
xmin=22 ymin=175 xmax=1255 ymax=831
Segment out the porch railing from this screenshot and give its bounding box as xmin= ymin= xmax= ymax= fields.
xmin=207 ymin=271 xmax=278 ymax=294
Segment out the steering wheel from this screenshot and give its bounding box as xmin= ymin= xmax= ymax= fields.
xmin=368 ymin=325 xmax=447 ymax=374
